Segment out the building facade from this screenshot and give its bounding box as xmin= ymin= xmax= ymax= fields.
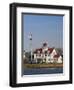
xmin=33 ymin=43 xmax=63 ymax=63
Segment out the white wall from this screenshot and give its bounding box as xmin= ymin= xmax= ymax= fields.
xmin=0 ymin=0 xmax=74 ymax=89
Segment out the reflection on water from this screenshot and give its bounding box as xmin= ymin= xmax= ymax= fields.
xmin=23 ymin=67 xmax=63 ymax=75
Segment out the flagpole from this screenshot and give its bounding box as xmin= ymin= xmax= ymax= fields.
xmin=29 ymin=32 xmax=32 ymax=63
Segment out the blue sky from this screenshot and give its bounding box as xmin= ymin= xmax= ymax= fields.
xmin=22 ymin=14 xmax=63 ymax=51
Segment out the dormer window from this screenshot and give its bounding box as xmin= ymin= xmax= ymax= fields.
xmin=37 ymin=50 xmax=40 ymax=54
xmin=48 ymin=51 xmax=50 ymax=54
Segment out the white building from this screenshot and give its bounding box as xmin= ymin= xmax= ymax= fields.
xmin=33 ymin=43 xmax=63 ymax=63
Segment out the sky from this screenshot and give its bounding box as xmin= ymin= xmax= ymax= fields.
xmin=22 ymin=14 xmax=63 ymax=51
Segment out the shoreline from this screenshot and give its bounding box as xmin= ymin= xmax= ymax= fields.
xmin=24 ymin=63 xmax=63 ymax=68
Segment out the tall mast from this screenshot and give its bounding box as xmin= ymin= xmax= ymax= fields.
xmin=29 ymin=32 xmax=32 ymax=62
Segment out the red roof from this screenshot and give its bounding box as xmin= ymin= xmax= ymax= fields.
xmin=54 ymin=54 xmax=59 ymax=58
xmin=48 ymin=48 xmax=53 ymax=53
xmin=34 ymin=48 xmax=54 ymax=54
xmin=36 ymin=48 xmax=42 ymax=51
xmin=35 ymin=48 xmax=42 ymax=53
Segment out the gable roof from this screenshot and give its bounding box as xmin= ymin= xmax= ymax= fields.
xmin=48 ymin=48 xmax=53 ymax=53
xmin=34 ymin=48 xmax=42 ymax=53
xmin=34 ymin=48 xmax=54 ymax=54
xmin=54 ymin=54 xmax=59 ymax=58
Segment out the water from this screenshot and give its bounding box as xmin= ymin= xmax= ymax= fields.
xmin=23 ymin=67 xmax=63 ymax=75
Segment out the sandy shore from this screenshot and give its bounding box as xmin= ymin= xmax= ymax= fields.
xmin=24 ymin=63 xmax=63 ymax=68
